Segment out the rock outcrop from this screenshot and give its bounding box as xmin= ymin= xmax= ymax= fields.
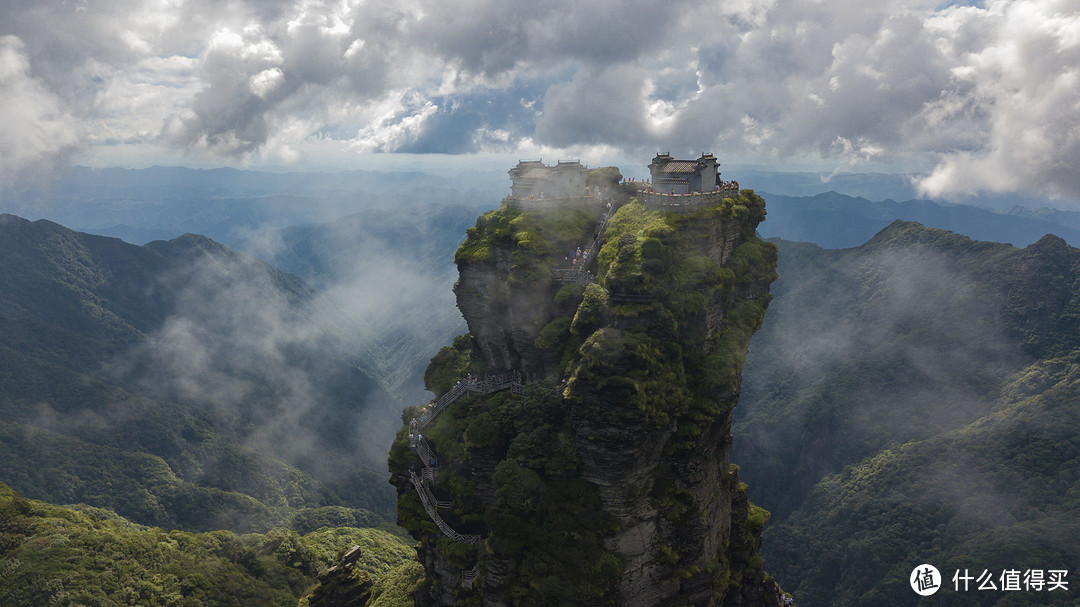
xmin=304 ymin=547 xmax=376 ymax=607
xmin=389 ymin=190 xmax=784 ymax=606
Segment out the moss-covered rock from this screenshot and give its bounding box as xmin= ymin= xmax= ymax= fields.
xmin=391 ymin=187 xmax=782 ymax=606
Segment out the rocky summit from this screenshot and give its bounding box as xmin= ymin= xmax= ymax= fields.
xmin=388 ymin=184 xmax=786 ymax=606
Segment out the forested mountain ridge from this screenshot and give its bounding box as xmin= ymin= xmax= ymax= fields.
xmin=736 ymin=221 xmax=1080 ymax=605
xmin=1 ymin=165 xmax=506 ymax=245
xmin=0 ymin=213 xmax=397 ymax=532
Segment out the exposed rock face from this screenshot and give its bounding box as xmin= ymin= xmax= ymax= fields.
xmin=305 ymin=547 xmax=375 ymax=607
xmin=564 ymin=199 xmax=777 ymax=606
xmin=453 ymin=247 xmax=553 ymax=378
xmin=391 ymin=192 xmax=784 ymax=606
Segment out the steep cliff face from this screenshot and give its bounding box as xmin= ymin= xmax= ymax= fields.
xmin=389 ymin=192 xmax=783 ymax=606
xmin=452 ymin=197 xmax=604 ymax=379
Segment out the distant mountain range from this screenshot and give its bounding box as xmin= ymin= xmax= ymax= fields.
xmin=1 ymin=165 xmax=507 ymax=246
xmin=4 ymin=166 xmax=1080 ymax=253
xmin=756 ymin=191 xmax=1080 ymax=248
xmin=735 ymin=169 xmax=1080 ymax=212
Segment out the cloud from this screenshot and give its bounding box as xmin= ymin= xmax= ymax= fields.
xmin=108 ymin=204 xmax=470 ymax=471
xmin=110 ymin=245 xmax=397 ymax=473
xmin=534 ymin=64 xmax=651 ymax=149
xmin=916 ymin=0 xmax=1080 ymax=199
xmin=346 ymin=93 xmax=440 ymax=153
xmin=0 ymin=36 xmax=81 ymax=178
xmin=2 ymin=0 xmax=1079 ymax=198
xmin=161 ymin=27 xmax=290 ymax=158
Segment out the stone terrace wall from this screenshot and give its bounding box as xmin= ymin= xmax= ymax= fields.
xmin=639 ymin=187 xmax=739 ymax=212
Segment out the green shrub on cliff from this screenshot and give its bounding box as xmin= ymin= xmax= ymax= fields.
xmin=571 ymin=283 xmax=609 ymax=336
xmin=587 ymin=166 xmax=623 ymax=189
xmin=455 ymin=201 xmax=520 ymax=265
xmin=481 ymin=385 xmax=624 ymax=605
xmin=455 ymin=198 xmax=599 ymax=288
xmin=569 ymin=190 xmax=776 ymax=432
xmin=596 ymin=200 xmax=668 ymax=280
xmin=423 ymin=334 xmax=479 ymax=395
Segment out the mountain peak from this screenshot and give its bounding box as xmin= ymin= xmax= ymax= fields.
xmin=390 ymin=190 xmax=786 ymax=605
xmin=1026 ymin=232 xmax=1070 ymax=253
xmin=860 ymin=219 xmax=981 ymax=251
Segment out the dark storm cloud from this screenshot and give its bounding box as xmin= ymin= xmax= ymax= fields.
xmin=386 ymin=0 xmax=681 ymax=74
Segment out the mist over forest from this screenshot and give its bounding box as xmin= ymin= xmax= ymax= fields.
xmin=2 ymin=165 xmax=1079 ymax=606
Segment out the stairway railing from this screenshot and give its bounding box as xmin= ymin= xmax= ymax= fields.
xmin=551 ymin=208 xmax=611 ymax=284
xmin=417 ymin=372 xmax=523 ymax=430
xmin=404 ymin=369 xmax=529 ymax=584
xmin=409 ymin=471 xmax=480 ymax=545
xmin=462 ymin=564 xmax=480 ymax=589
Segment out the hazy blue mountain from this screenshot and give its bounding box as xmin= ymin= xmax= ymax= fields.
xmin=0 ymin=165 xmax=507 ymax=245
xmin=250 ymin=203 xmax=482 ymax=285
xmin=80 ymin=223 xmax=179 ymax=244
xmin=756 ymin=191 xmax=1080 ymax=248
xmin=1005 ymin=204 xmax=1080 ymax=232
xmin=736 ymin=170 xmax=920 ymax=201
xmin=736 ymin=169 xmax=1080 ymax=211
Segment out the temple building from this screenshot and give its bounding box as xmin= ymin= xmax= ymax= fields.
xmin=508 ymin=159 xmax=588 ymax=198
xmin=647 ymin=153 xmax=720 ymax=194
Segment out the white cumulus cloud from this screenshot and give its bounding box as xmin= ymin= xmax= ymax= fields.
xmin=0 ymin=36 xmax=81 ymax=178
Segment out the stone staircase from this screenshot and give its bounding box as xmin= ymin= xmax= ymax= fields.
xmin=551 ymin=204 xmax=612 ymax=285
xmin=406 ymin=371 xmax=527 ymax=589
xmin=417 ymin=372 xmax=523 ymax=430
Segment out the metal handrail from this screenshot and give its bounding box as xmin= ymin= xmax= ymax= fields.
xmin=551 ymin=210 xmax=610 ymax=284
xmin=409 ymin=471 xmax=480 ymax=544
xmin=418 ymin=372 xmax=523 ymax=429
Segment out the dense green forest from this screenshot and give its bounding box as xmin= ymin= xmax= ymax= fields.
xmin=0 ymin=481 xmax=419 ymax=607
xmin=736 ymin=221 xmax=1080 ymax=605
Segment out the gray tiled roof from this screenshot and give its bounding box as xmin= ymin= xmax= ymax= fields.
xmin=654 ymin=160 xmax=701 ymax=174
